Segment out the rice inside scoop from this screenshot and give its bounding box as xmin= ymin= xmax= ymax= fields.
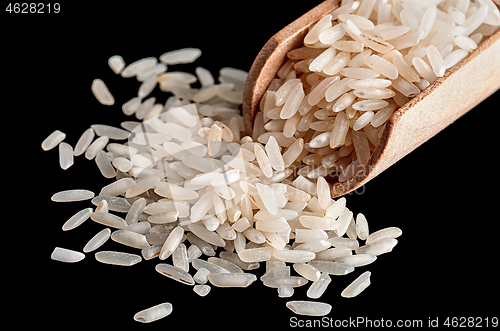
xmin=256 ymin=0 xmax=500 ymax=184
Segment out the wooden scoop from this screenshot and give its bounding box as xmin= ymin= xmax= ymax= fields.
xmin=242 ymin=0 xmax=500 ymax=198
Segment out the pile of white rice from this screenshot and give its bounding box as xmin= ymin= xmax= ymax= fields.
xmin=44 ymin=0 xmax=499 ymax=323
xmin=44 ymin=47 xmax=402 ymax=321
xmin=254 ymin=0 xmax=499 ymax=185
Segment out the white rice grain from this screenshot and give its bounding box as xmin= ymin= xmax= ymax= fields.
xmin=353 ymin=88 xmax=395 ymax=99
xmin=83 ymin=228 xmax=111 ymax=253
xmin=293 ymin=263 xmax=321 ymax=282
xmin=427 ymin=45 xmax=446 ymax=77
xmin=323 ymin=51 xmax=351 ymax=75
xmin=85 ymin=136 xmax=109 ymax=160
xmin=308 ymin=260 xmax=355 ymax=275
xmin=330 ymin=111 xmax=349 ymax=149
xmin=304 ymin=14 xmax=333 ymax=45
xmin=58 ymin=142 xmax=74 ymax=170
xmin=195 ymin=67 xmax=215 ymax=87
xmin=51 ymin=247 xmax=85 ymax=263
xmin=393 ymin=55 xmax=420 ymax=82
xmin=42 ymin=130 xmax=66 ymax=151
xmin=154 ymin=183 xmax=198 ymax=201
xmin=160 ymin=48 xmax=201 ymax=65
xmin=318 ymin=23 xmax=346 ymax=44
xmin=220 ymin=67 xmax=248 ymax=82
xmin=108 ymin=55 xmax=125 ymax=74
xmin=208 ymin=273 xmax=257 ymax=288
xmin=286 ymin=301 xmax=332 ymax=316
xmin=328 ymin=237 xmax=359 ymax=249
xmin=340 ymin=67 xmax=380 ymax=80
xmin=122 ymin=57 xmax=157 ymax=78
xmin=299 ymin=215 xmax=337 ymax=231
xmin=111 ymin=230 xmax=150 ymax=249
xmin=358 ymin=33 xmax=394 ymax=53
xmin=266 ymin=136 xmax=285 ymax=171
xmin=256 ymin=183 xmax=279 ymax=215
xmin=324 ymin=197 xmax=346 ymax=219
xmin=390 ymin=76 xmax=421 ymax=98
xmin=343 ymin=19 xmax=363 ymax=41
xmin=336 ymin=254 xmax=377 ymax=267
xmin=351 ymin=130 xmax=371 ymax=165
xmin=309 ymin=47 xmax=336 ymax=72
xmin=91 ymin=124 xmax=130 ymax=140
xmin=332 ymin=40 xmax=364 ymax=52
xmin=91 ymin=211 xmax=128 ymax=229
xmin=254 ymin=143 xmax=273 ymax=178
xmin=91 ymin=196 xmax=131 ymax=213
xmin=62 ymin=207 xmax=93 ymax=231
xmin=275 ymin=78 xmax=302 ymax=106
xmin=273 ymin=249 xmax=316 ymax=263
xmin=444 ymin=49 xmax=469 ymax=69
xmin=193 ymin=284 xmax=211 ymax=296
xmin=138 ymin=64 xmax=167 ymax=83
xmin=51 ymin=189 xmax=95 ymax=202
xmin=370 ymin=104 xmax=396 ymax=127
xmin=293 ymin=175 xmax=317 ymax=196
xmin=391 ymin=30 xmax=425 ymax=49
xmin=159 ymin=226 xmax=184 ymax=260
xmin=412 ymin=56 xmax=438 ymax=83
xmin=335 ymin=208 xmax=354 ymax=237
xmin=378 ymin=26 xmax=410 ymax=40
xmin=420 ymin=5 xmax=437 ymax=39
xmin=366 ymin=227 xmax=403 ymax=245
xmin=138 ymin=75 xmax=157 ymax=99
xmin=134 ymin=303 xmax=173 ymax=323
xmin=309 ymin=131 xmax=331 ymax=148
xmin=238 ymin=247 xmax=273 ymax=262
xmin=73 ymin=128 xmax=95 ymax=156
xmin=355 ymin=238 xmax=398 ymax=255
xmin=353 ymin=111 xmax=375 ymax=131
xmin=95 ymin=251 xmax=142 ymax=266
xmin=91 ymin=79 xmax=115 ymax=106
xmin=352 ymin=99 xmax=389 ymax=111
xmin=355 ymin=213 xmax=369 ymax=240
xmin=363 ymin=55 xmax=398 ymax=79
xmin=155 ymin=263 xmax=195 ymax=285
xmin=95 ymin=150 xmax=116 ymax=179
xmin=187 ymin=223 xmax=225 ymax=247
xmin=306 ymin=272 xmax=331 ymax=299
xmin=316 ymin=176 xmax=331 ymax=210
xmin=454 ymin=35 xmax=478 ymax=51
xmin=341 ymin=271 xmax=371 ymax=298
xmin=99 ymin=178 xmax=134 ymax=197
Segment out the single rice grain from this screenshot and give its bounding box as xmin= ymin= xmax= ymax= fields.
xmin=51 ymin=189 xmax=95 ymax=202
xmin=42 ymin=130 xmax=66 ymax=151
xmin=83 ymin=228 xmax=111 ymax=253
xmin=91 ymin=79 xmax=115 ymax=106
xmin=160 ymin=48 xmax=202 ymax=65
xmin=59 ymin=142 xmax=74 ymax=170
xmin=341 ymin=271 xmax=371 ymax=298
xmin=51 ymin=247 xmax=85 ymax=263
xmin=134 ymin=302 xmax=173 ymax=323
xmin=286 ymin=301 xmax=332 ymax=316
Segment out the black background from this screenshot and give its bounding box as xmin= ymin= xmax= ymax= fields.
xmin=3 ymin=1 xmax=499 ymax=328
